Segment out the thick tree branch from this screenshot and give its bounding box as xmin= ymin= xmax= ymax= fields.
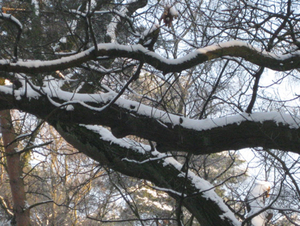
xmin=0 ymin=89 xmax=299 ymax=155
xmin=54 ymin=123 xmax=240 ymax=226
xmin=0 ymin=41 xmax=300 ymax=74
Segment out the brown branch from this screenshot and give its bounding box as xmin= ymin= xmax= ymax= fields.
xmin=245 ymin=67 xmax=264 ymax=113
xmin=0 ymin=110 xmax=30 ymax=225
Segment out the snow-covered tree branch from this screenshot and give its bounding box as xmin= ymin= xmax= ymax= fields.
xmin=0 ymin=85 xmax=299 ymax=156
xmin=1 ymin=41 xmax=300 ymax=74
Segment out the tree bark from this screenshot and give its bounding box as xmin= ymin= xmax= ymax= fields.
xmin=0 ymin=110 xmax=30 ymax=226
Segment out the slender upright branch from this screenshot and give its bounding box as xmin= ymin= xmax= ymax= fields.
xmin=0 ymin=110 xmax=30 ymax=226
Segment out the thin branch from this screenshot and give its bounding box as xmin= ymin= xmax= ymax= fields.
xmin=245 ymin=67 xmax=264 ymax=113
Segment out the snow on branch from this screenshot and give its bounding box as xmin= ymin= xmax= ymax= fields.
xmin=1 ymin=41 xmax=300 ymax=74
xmin=79 ymin=125 xmax=241 ymax=226
xmin=0 ymin=12 xmax=23 ymax=29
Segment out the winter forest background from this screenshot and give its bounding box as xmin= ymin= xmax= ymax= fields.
xmin=1 ymin=0 xmax=300 ymax=225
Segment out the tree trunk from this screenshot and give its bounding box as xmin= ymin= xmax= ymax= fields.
xmin=0 ymin=110 xmax=30 ymax=226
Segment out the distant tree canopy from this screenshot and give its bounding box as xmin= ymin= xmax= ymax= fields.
xmin=1 ymin=0 xmax=300 ymax=225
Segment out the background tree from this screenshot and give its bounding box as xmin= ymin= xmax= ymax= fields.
xmin=1 ymin=0 xmax=300 ymax=225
